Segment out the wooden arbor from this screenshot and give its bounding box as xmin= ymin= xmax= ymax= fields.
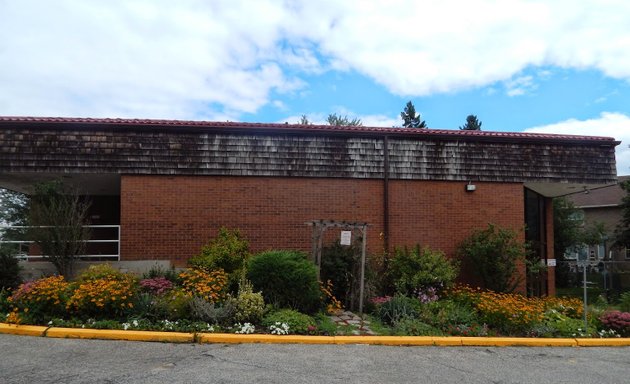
xmin=305 ymin=220 xmax=369 ymax=313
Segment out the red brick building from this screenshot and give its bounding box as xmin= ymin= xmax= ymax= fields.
xmin=0 ymin=117 xmax=620 ymax=295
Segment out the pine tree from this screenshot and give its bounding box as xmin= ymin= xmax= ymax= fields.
xmin=460 ymin=115 xmax=482 ymax=130
xmin=400 ymin=101 xmax=427 ymax=128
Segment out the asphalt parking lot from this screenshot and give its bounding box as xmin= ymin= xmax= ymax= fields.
xmin=1 ymin=334 xmax=629 ymax=383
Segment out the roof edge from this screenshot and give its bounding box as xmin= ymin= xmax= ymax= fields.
xmin=0 ymin=116 xmax=621 ymax=145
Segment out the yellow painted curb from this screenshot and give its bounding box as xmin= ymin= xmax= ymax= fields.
xmin=198 ymin=333 xmax=336 ymax=344
xmin=2 ymin=323 xmax=629 ymax=347
xmin=45 ymin=327 xmax=194 ymax=343
xmin=479 ymin=337 xmax=578 ymax=347
xmin=575 ymin=338 xmax=630 ymax=347
xmin=0 ymin=323 xmax=48 ymax=337
xmin=334 ymin=336 xmax=435 ymax=346
xmin=432 ymin=336 xmax=463 ymax=346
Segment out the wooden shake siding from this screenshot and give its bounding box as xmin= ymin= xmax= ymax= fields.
xmin=0 ymin=126 xmax=618 ymax=184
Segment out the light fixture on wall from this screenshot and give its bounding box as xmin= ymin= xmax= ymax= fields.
xmin=465 ymin=181 xmax=476 ymax=192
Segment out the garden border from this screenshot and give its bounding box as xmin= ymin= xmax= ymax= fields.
xmin=2 ymin=322 xmax=630 ymax=347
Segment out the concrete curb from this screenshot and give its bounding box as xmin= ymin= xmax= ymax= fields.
xmin=1 ymin=323 xmax=630 ymax=346
xmin=45 ymin=327 xmax=195 ymax=343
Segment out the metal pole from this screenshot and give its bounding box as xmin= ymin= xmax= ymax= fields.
xmin=359 ymin=225 xmax=367 ymax=314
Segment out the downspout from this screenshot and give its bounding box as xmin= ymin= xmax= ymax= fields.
xmin=383 ymin=135 xmax=390 ymax=261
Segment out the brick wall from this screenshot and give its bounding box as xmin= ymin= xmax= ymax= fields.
xmin=120 ymin=175 xmax=526 ymax=272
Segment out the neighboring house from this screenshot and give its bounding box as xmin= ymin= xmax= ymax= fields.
xmin=0 ymin=117 xmax=620 ymax=295
xmin=566 ymin=176 xmax=630 ymax=272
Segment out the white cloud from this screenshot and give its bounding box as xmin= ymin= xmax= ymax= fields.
xmin=2 ymin=1 xmax=630 ymax=118
xmin=504 ymin=75 xmax=536 ymax=97
xmin=524 ymin=112 xmax=630 ymax=176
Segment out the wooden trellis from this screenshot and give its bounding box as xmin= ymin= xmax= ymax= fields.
xmin=305 ymin=220 xmax=369 ymax=313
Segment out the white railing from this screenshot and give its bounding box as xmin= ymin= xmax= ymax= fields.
xmin=0 ymin=225 xmax=120 ymax=261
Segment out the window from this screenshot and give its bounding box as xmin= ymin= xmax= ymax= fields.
xmin=626 ymin=248 xmax=630 ymax=260
xmin=597 ymin=243 xmax=606 ymax=259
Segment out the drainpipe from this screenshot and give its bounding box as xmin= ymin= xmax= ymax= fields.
xmin=383 ymin=135 xmax=390 ymax=261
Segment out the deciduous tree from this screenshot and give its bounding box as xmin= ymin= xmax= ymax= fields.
xmin=27 ymin=180 xmax=91 ymax=277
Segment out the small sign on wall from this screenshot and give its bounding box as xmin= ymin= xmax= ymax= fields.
xmin=340 ymin=231 xmax=352 ymax=246
xmin=547 ymin=259 xmax=557 ymax=267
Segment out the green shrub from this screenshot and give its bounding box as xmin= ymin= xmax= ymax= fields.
xmin=262 ymin=309 xmax=316 ymax=335
xmin=374 ymin=294 xmax=420 ymax=325
xmin=188 ymin=228 xmax=251 ymax=293
xmin=618 ymin=291 xmax=630 ymax=312
xmin=76 ymin=263 xmax=127 ymax=282
xmin=417 ymin=299 xmax=479 ymax=331
xmin=388 ymin=245 xmax=459 ymax=296
xmin=228 ymin=280 xmax=265 ymax=324
xmin=314 ymin=313 xmax=338 ymax=336
xmin=192 ymin=227 xmax=250 ymax=272
xmin=247 ymin=250 xmax=321 ymax=314
xmin=0 ymin=246 xmax=22 ymax=290
xmin=391 ymin=318 xmax=443 ymax=336
xmin=150 ymin=288 xmax=193 ymax=320
xmin=456 ymin=224 xmax=526 ymax=293
xmin=543 ymin=309 xmax=596 ymax=337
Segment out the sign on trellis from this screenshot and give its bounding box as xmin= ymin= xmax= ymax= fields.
xmin=305 ymin=220 xmax=369 ymax=313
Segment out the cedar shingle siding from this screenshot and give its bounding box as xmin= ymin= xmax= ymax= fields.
xmin=0 ymin=121 xmax=618 ymax=184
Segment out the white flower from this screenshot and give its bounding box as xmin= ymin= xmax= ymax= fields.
xmin=269 ymin=322 xmax=290 ymax=335
xmin=234 ymin=322 xmax=255 ymax=334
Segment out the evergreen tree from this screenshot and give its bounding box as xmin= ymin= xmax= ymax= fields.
xmin=326 ymin=113 xmax=362 ymax=126
xmin=460 ymin=114 xmax=482 ymax=130
xmin=400 ymin=101 xmax=427 ymax=128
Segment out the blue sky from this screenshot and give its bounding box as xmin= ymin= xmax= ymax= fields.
xmin=1 ymin=0 xmax=629 ymax=174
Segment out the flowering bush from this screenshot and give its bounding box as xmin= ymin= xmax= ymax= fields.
xmin=415 ymin=286 xmax=440 ymax=304
xmin=320 ymin=280 xmax=343 ymax=314
xmin=599 ymin=311 xmax=630 ymax=337
xmin=139 ymin=277 xmax=173 ymax=295
xmin=178 ymin=268 xmax=228 ymax=303
xmin=448 ymin=285 xmax=584 ymax=335
xmin=9 ymin=275 xmax=69 ymax=323
xmin=67 ymin=275 xmax=137 ymax=319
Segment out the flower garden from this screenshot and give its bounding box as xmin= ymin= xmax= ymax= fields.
xmin=1 ymin=227 xmax=630 ymax=338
